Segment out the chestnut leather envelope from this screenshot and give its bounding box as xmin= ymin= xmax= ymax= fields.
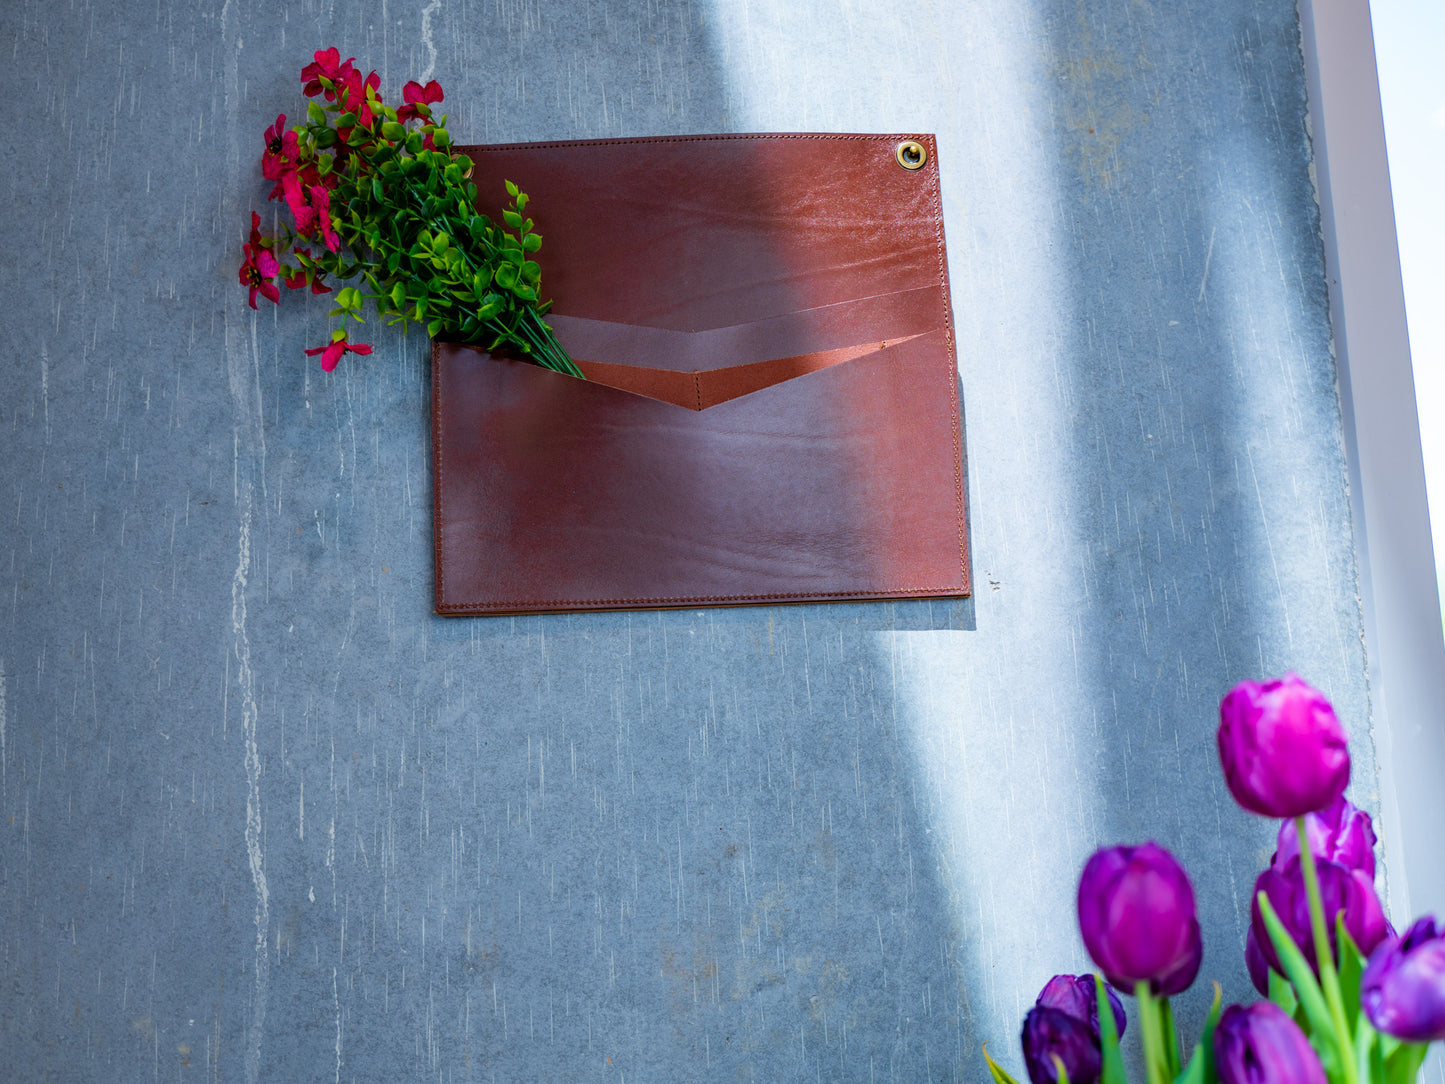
xmin=433 ymin=133 xmax=969 ymax=615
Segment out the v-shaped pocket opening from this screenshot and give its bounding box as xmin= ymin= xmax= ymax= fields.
xmin=573 ymin=332 xmax=930 ymax=410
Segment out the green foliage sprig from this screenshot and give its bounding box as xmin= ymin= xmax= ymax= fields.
xmin=239 ymin=48 xmax=581 ymax=378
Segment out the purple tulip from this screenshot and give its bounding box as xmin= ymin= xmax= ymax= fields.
xmin=1078 ymin=843 xmax=1202 ymax=995
xmin=1021 ymin=1007 xmax=1103 ymax=1084
xmin=1272 ymin=795 xmax=1376 ymax=878
xmin=1213 ymin=1002 xmax=1327 ymax=1084
xmin=1361 ymin=916 xmax=1445 ymax=1042
xmin=1250 ymin=855 xmax=1390 ymax=978
xmin=1218 ymin=674 xmax=1350 ymax=818
xmin=1245 ymin=925 xmax=1273 ymax=997
xmin=1035 ymin=974 xmax=1126 ymax=1039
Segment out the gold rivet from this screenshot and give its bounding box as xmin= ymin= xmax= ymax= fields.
xmin=895 ymin=140 xmax=927 ymax=171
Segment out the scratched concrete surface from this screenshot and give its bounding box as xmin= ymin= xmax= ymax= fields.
xmin=0 ymin=0 xmax=1395 ymax=1081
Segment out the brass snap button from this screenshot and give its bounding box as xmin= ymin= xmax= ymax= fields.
xmin=895 ymin=140 xmax=927 ymax=171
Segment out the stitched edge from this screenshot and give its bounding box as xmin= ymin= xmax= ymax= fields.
xmin=456 ymin=133 xmax=929 ymax=153
xmin=437 ymin=585 xmax=969 ymax=614
xmin=922 ymin=135 xmax=971 ymax=594
xmin=432 ymin=340 xmax=449 ymax=609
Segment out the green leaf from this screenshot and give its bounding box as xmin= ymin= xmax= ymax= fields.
xmin=512 ymin=283 xmax=537 ymax=301
xmin=494 ymin=264 xmax=518 ymax=290
xmin=315 ymin=127 xmax=338 ymax=149
xmin=1336 ymin=916 xmax=1364 ymax=1035
xmin=307 ymin=100 xmax=327 ymax=127
xmin=337 ymin=111 xmax=357 ymax=129
xmin=1160 ymin=998 xmax=1181 ymax=1080
xmin=502 ymin=210 xmax=524 ymax=229
xmin=521 ymin=233 xmax=542 ymax=253
xmin=453 ymin=154 xmax=473 ymax=174
xmin=382 ymin=121 xmax=406 ymax=141
xmin=434 ymin=233 xmax=449 ymax=255
xmin=391 ymin=284 xmax=406 ymax=310
xmin=1094 ymin=975 xmax=1127 ymax=1084
xmin=505 ymin=179 xmax=519 ymax=199
xmin=431 ymin=127 xmax=451 ymax=150
xmin=1173 ymin=982 xmax=1222 ymax=1084
xmin=476 ymin=294 xmax=504 ymax=321
xmin=372 ymin=176 xmax=385 ymax=202
xmin=976 ymin=1046 xmax=1023 ymax=1084
xmin=1384 ymin=1042 xmax=1429 ymax=1084
xmin=1267 ymin=966 xmax=1299 ymax=1020
xmin=1257 ymin=893 xmax=1336 ymax=1044
xmin=427 ymin=318 xmax=444 ymax=337
xmin=520 ymin=260 xmax=541 ymax=285
xmin=516 ymin=192 xmax=529 ymax=212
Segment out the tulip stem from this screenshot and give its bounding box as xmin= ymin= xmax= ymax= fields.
xmin=1133 ymin=982 xmax=1168 ymax=1084
xmin=1295 ymin=815 xmax=1359 ymax=1084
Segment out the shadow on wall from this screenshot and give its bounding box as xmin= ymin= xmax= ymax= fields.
xmin=876 ymin=0 xmax=1370 ymax=1078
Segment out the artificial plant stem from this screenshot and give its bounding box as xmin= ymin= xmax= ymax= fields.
xmin=1295 ymin=815 xmax=1359 ymax=1084
xmin=1134 ymin=982 xmax=1167 ymax=1084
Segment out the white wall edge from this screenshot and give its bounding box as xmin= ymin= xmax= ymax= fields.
xmin=1299 ymin=0 xmax=1445 ymax=924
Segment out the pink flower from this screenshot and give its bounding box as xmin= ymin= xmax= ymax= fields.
xmin=305 ymin=333 xmax=373 ymax=372
xmin=239 ymin=213 xmax=280 ymax=308
xmin=396 ymin=79 xmax=443 ymax=123
xmin=301 ymin=47 xmax=358 ymax=102
xmin=283 ymin=185 xmax=339 ymax=252
xmin=260 ymin=114 xmax=302 ymax=182
xmin=309 ymin=186 xmax=339 ymax=252
xmin=282 ymin=249 xmax=332 ymax=295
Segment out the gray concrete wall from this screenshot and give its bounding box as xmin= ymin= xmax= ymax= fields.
xmin=0 ymin=1 xmax=1399 ymax=1080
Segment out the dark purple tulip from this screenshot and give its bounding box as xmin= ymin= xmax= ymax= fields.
xmin=1213 ymin=1002 xmax=1327 ymax=1084
xmin=1272 ymin=795 xmax=1376 ymax=878
xmin=1245 ymin=926 xmax=1273 ymax=997
xmin=1035 ymin=973 xmax=1126 ymax=1041
xmin=1361 ymin=915 xmax=1445 ymax=1042
xmin=1078 ymin=843 xmax=1202 ymax=995
xmin=1218 ymin=674 xmax=1350 ymax=817
xmin=1021 ymin=1007 xmax=1103 ymax=1084
xmin=1250 ymin=855 xmax=1390 ymax=977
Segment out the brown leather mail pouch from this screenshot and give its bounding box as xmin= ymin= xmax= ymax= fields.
xmin=433 ymin=133 xmax=970 ymax=615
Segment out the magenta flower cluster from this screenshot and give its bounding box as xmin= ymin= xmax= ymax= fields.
xmin=239 ymin=49 xmax=448 ymax=368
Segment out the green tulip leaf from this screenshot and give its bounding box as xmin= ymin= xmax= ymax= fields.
xmin=1172 ymin=981 xmax=1222 ymax=1084
xmin=1383 ymin=1041 xmax=1429 ymax=1084
xmin=1267 ymin=966 xmax=1300 ymax=1021
xmin=1094 ymin=974 xmax=1128 ymax=1084
xmin=1335 ymin=916 xmax=1364 ymax=1035
xmin=1257 ymin=892 xmax=1335 ymax=1041
xmin=980 ymin=1044 xmax=1023 ymax=1084
xmin=1159 ymin=997 xmax=1182 ymax=1079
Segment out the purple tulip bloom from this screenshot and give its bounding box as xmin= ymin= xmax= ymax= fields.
xmin=1272 ymin=795 xmax=1376 ymax=878
xmin=1020 ymin=975 xmax=1126 ymax=1084
xmin=1021 ymin=1007 xmax=1103 ymax=1084
xmin=1218 ymin=674 xmax=1350 ymax=818
xmin=1361 ymin=916 xmax=1445 ymax=1042
xmin=1034 ymin=973 xmax=1126 ymax=1040
xmin=1078 ymin=843 xmax=1202 ymax=995
xmin=1245 ymin=925 xmax=1273 ymax=997
xmin=1250 ymin=855 xmax=1390 ymax=978
xmin=1214 ymin=1002 xmax=1327 ymax=1084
